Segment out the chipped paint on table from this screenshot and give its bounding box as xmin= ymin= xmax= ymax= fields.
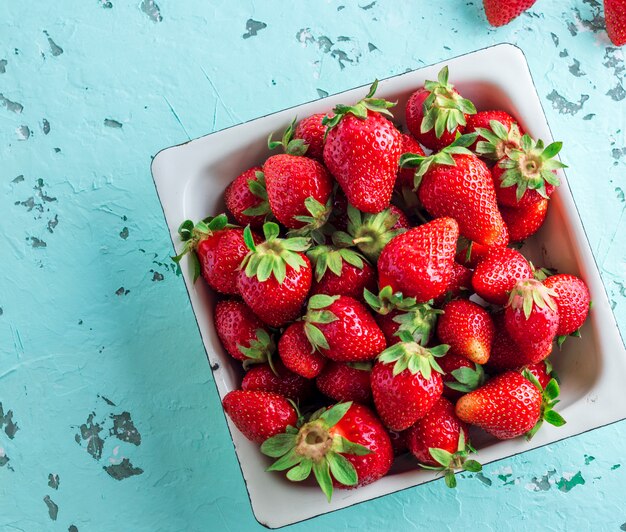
xmin=0 ymin=1 xmax=624 ymax=531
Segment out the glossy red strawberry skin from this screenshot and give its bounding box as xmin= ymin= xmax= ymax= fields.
xmin=241 ymin=361 xmax=313 ymax=402
xmin=455 ymin=241 xmax=492 ymax=268
xmin=396 ymin=133 xmax=426 ymax=189
xmin=486 ymin=312 xmax=543 ymax=371
xmin=237 ymin=254 xmax=312 ymax=327
xmin=278 ymin=322 xmax=327 ymax=378
xmin=483 ymin=0 xmax=537 ymax=27
xmin=418 ymin=153 xmax=508 ymax=246
xmin=517 ymin=361 xmax=552 ymax=390
xmin=378 ymin=217 xmax=459 ymax=303
xmin=316 ymin=361 xmax=372 ymax=403
xmin=606 ymin=0 xmax=626 ymax=46
xmin=222 ymin=390 xmax=297 ymax=444
xmin=371 ymin=360 xmax=443 ymax=431
xmin=324 ymin=110 xmax=402 ymax=213
xmin=543 ymin=274 xmax=591 ymax=336
xmin=465 ymin=110 xmax=523 ymax=152
xmin=492 ymin=161 xmax=555 ymax=208
xmin=294 ymin=113 xmax=327 ymax=161
xmin=500 ymin=199 xmax=548 ymax=243
xmin=456 ymin=371 xmax=541 ymax=439
xmin=438 ymin=351 xmax=480 ymax=401
xmin=225 ymin=166 xmax=266 ymax=229
xmin=434 ymin=261 xmax=472 ymax=305
xmin=406 ymin=397 xmax=469 ymax=466
xmin=471 ymin=247 xmax=532 ymax=305
xmin=310 ymin=261 xmax=377 ymax=302
xmin=374 ymin=310 xmax=403 ymax=346
xmin=437 ymin=300 xmax=495 ymax=365
xmin=263 ymin=154 xmax=332 ymax=229
xmin=215 ymin=299 xmax=268 ymax=362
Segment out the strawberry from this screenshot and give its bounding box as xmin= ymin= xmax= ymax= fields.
xmin=439 ymin=352 xmax=486 ymax=401
xmin=405 ymin=66 xmax=476 ymax=151
xmin=492 ymin=135 xmax=565 ymax=208
xmin=242 ymin=360 xmax=313 ymax=402
xmin=294 ymin=112 xmax=328 ymax=162
xmin=434 ymin=261 xmax=472 ymax=305
xmin=224 ymin=166 xmax=270 ymax=228
xmin=371 ymin=334 xmax=447 ymax=431
xmin=237 ymin=223 xmax=312 ymax=327
xmin=378 ymin=217 xmax=459 ymax=303
xmin=504 ymin=279 xmax=559 ymax=364
xmin=406 ymin=398 xmax=481 ymax=487
xmin=500 ymin=199 xmax=548 ymax=242
xmin=214 ymin=299 xmax=275 ymax=366
xmin=456 ymin=369 xmax=565 ymax=440
xmin=222 ymin=390 xmax=298 ymax=444
xmin=455 ymin=239 xmax=492 ymax=268
xmin=316 ymin=361 xmax=373 ymax=403
xmin=303 ymin=295 xmax=386 ymax=362
xmin=401 ymin=136 xmax=509 ymax=246
xmin=482 ymin=0 xmax=537 ymax=27
xmin=261 ymin=402 xmax=393 ymax=500
xmin=467 ymin=113 xmax=524 ymax=158
xmin=486 ymin=312 xmax=546 ymax=371
xmin=278 ymin=322 xmax=327 ymax=379
xmin=606 ymin=0 xmax=626 ymax=46
xmin=517 ymin=360 xmax=554 ymax=390
xmin=395 ymin=133 xmax=425 ymax=189
xmin=471 ymin=247 xmax=533 ymax=305
xmin=437 ymin=300 xmax=495 ymax=365
xmin=543 ymin=274 xmax=591 ymax=338
xmin=323 ymin=80 xmax=402 ymax=213
xmin=173 ymin=215 xmax=257 ymax=294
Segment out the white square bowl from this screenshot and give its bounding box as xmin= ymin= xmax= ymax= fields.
xmin=151 ymin=43 xmax=626 ymax=529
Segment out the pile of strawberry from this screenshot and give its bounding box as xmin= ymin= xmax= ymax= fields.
xmin=174 ymin=66 xmax=591 ymax=500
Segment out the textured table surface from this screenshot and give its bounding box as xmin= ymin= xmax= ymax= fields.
xmin=1 ymin=1 xmax=625 ymax=531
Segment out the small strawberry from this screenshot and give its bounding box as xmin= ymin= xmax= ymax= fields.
xmin=456 ymin=369 xmax=565 ymax=440
xmin=437 ymin=300 xmax=495 ymax=365
xmin=455 ymin=239 xmax=492 ymax=268
xmin=468 ymin=115 xmax=524 ymax=159
xmin=237 ymin=223 xmax=312 ymax=327
xmin=434 ymin=261 xmax=473 ymax=305
xmin=378 ymin=217 xmax=459 ymax=303
xmin=225 ymin=166 xmax=271 ymax=228
xmin=323 ymin=80 xmax=402 ymax=213
xmin=242 ymin=360 xmax=313 ymax=403
xmin=517 ymin=360 xmax=554 ymax=390
xmin=471 ymin=247 xmax=533 ymax=305
xmin=278 ymin=322 xmax=328 ymax=378
xmin=316 ymin=361 xmax=373 ymax=403
xmin=406 ymin=398 xmax=482 ymax=488
xmin=405 ymin=66 xmax=476 ymax=151
xmin=222 ymin=390 xmax=298 ymax=444
xmin=401 ymin=135 xmax=509 ymax=246
xmin=303 ymin=295 xmax=386 ymax=362
xmin=606 ymin=0 xmax=626 ymax=46
xmin=261 ymin=402 xmax=393 ymax=500
xmin=439 ymin=351 xmax=486 ymax=401
xmin=371 ymin=333 xmax=448 ymax=431
xmin=395 ymin=133 xmax=426 ymax=189
xmin=483 ymin=0 xmax=537 ymax=27
xmin=486 ymin=312 xmax=547 ymax=371
xmin=543 ymin=274 xmax=591 ymax=339
xmin=214 ymin=299 xmax=275 ymax=367
xmin=500 ymin=199 xmax=549 ymax=243
xmin=294 ymin=112 xmax=328 ymax=161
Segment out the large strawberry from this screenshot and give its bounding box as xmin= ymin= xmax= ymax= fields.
xmin=294 ymin=112 xmax=328 ymax=162
xmin=225 ymin=166 xmax=270 ymax=229
xmin=606 ymin=0 xmax=626 ymax=46
xmin=500 ymin=199 xmax=548 ymax=242
xmin=401 ymin=135 xmax=509 ymax=246
xmin=405 ymin=66 xmax=476 ymax=151
xmin=543 ymin=274 xmax=591 ymax=339
xmin=278 ymin=322 xmax=328 ymax=379
xmin=323 ymin=80 xmax=402 ymax=213
xmin=261 ymin=402 xmax=393 ymax=501
xmin=439 ymin=351 xmax=486 ymax=401
xmin=378 ymin=217 xmax=459 ymax=303
xmin=316 ymin=361 xmax=373 ymax=403
xmin=467 ymin=114 xmax=524 ymax=159
xmin=222 ymin=390 xmax=298 ymax=444
xmin=483 ymin=0 xmax=537 ymax=27
xmin=237 ymin=223 xmax=312 ymax=327
xmin=242 ymin=360 xmax=313 ymax=403
xmin=471 ymin=247 xmax=533 ymax=305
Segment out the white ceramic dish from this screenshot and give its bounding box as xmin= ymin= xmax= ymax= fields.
xmin=151 ymin=44 xmax=626 ymax=529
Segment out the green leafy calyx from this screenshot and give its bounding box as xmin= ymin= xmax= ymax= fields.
xmin=238 ymin=328 xmax=276 ymax=371
xmin=524 ymin=370 xmax=566 ymax=440
xmin=303 ymin=295 xmax=339 ymax=352
xmin=241 ymin=171 xmax=272 ymax=218
xmin=377 ymin=336 xmax=448 ymax=378
xmin=507 ymin=279 xmax=558 ymax=320
xmin=475 ymin=119 xmax=524 ymax=161
xmin=288 ymin=197 xmax=333 ymax=246
xmin=268 ymin=117 xmax=309 ymax=156
xmin=307 ymin=244 xmax=366 ymax=282
xmin=445 ymin=363 xmax=486 ymax=393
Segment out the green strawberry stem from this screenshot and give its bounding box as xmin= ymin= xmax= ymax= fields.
xmin=268 ymin=117 xmax=309 ymax=156
xmin=238 ymin=328 xmax=276 ymax=371
xmin=378 ymin=333 xmax=448 ymax=379
xmin=524 ymin=369 xmax=566 ymax=440
xmin=475 ymin=119 xmax=524 ymax=161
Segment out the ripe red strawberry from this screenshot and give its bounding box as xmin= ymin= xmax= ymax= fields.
xmin=438 ymin=351 xmax=486 ymax=401
xmin=378 ymin=217 xmax=459 ymax=302
xmin=278 ymin=322 xmax=327 ymax=379
xmin=316 ymin=361 xmax=373 ymax=403
xmin=303 ymin=295 xmax=386 ymax=362
xmin=237 ymin=223 xmax=312 ymax=327
xmin=214 ymin=299 xmax=274 ymax=366
xmin=402 ymin=137 xmax=509 ymax=246
xmin=517 ymin=360 xmax=553 ymax=390
xmin=434 ymin=261 xmax=472 ymax=305
xmin=437 ymin=300 xmax=495 ymax=365
xmin=455 ymin=239 xmax=492 ymax=268
xmin=504 ymin=279 xmax=559 ymax=363
xmin=466 ymin=113 xmax=524 ymax=157
xmin=371 ymin=335 xmax=447 ymax=431
xmin=173 ymin=215 xmax=258 ymax=294
xmin=242 ymin=361 xmax=313 ymax=402
xmin=261 ymin=402 xmax=393 ymax=500
xmin=224 ymin=166 xmax=270 ymax=229
xmin=294 ymin=112 xmax=328 ymax=161
xmin=543 ymin=274 xmax=591 ymax=337
xmin=472 ymin=247 xmax=533 ymax=305
xmin=323 ymin=80 xmax=402 ymax=213
xmin=456 ymin=369 xmax=565 ymax=440
xmin=405 ymin=66 xmax=476 ymax=151
xmin=483 ymin=0 xmax=537 ymax=27
xmin=500 ymin=199 xmax=548 ymax=242
xmin=222 ymin=390 xmax=298 ymax=444
xmin=396 ymin=133 xmax=426 ymax=189
xmin=606 ymin=0 xmax=626 ymax=46
xmin=264 ymin=120 xmax=333 ymax=229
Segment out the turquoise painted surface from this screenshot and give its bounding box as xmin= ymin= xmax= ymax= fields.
xmin=1 ymin=1 xmax=625 ymax=530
